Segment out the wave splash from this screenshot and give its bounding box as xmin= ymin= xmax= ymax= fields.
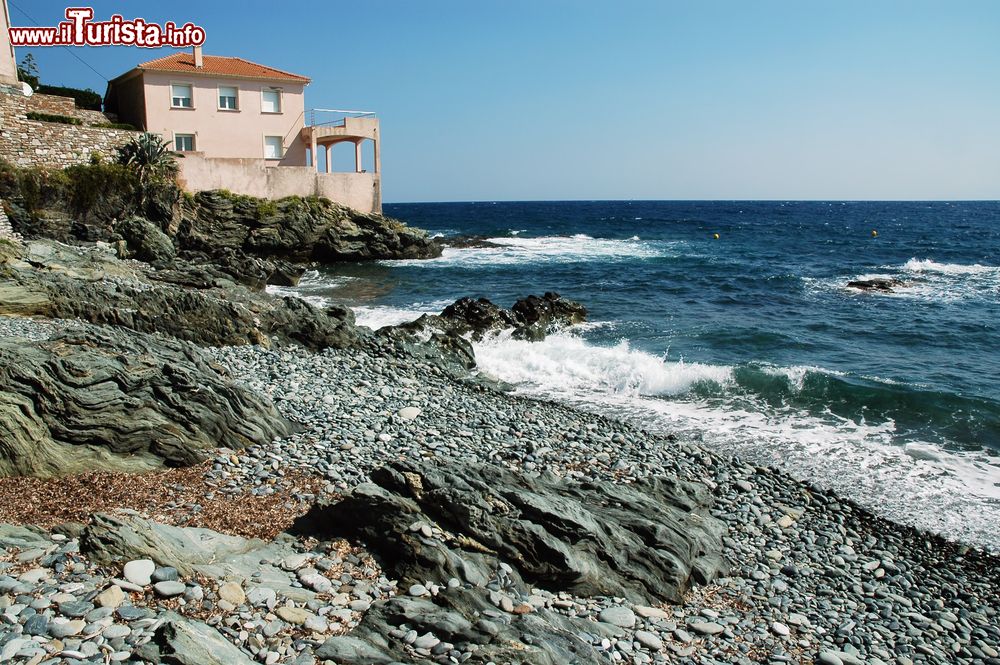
xmin=383 ymin=234 xmax=675 ymax=267
xmin=473 ymin=330 xmax=1000 ymax=549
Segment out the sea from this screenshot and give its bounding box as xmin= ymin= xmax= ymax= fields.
xmin=272 ymin=200 xmax=1000 ymax=550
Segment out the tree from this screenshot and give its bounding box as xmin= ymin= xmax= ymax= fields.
xmin=17 ymin=53 xmax=39 ymax=88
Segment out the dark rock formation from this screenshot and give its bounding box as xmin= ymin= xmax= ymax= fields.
xmin=847 ymin=278 xmax=906 ymax=292
xmin=440 ymin=297 xmax=518 ymax=336
xmin=114 ymin=216 xmax=175 ymax=265
xmin=3 ymin=162 xmax=442 ymax=288
xmin=509 ymin=292 xmax=588 ymax=341
xmin=0 ymin=240 xmax=359 ymax=350
xmin=374 ymin=292 xmax=587 ymax=364
xmin=376 ymin=320 xmax=478 ymax=377
xmin=297 ymin=460 xmax=726 ymax=602
xmin=0 ymin=327 xmax=292 ymax=477
xmin=317 ymin=594 xmax=608 ymax=664
xmin=441 ymin=235 xmax=505 ymax=249
xmin=297 ymin=460 xmax=726 ymax=663
xmin=176 ymin=191 xmax=442 ymax=265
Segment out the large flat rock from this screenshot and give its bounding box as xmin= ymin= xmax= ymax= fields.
xmin=301 ymin=460 xmax=727 ymax=664
xmin=0 ymin=326 xmax=292 ymax=477
xmin=296 ymin=460 xmax=727 ymax=604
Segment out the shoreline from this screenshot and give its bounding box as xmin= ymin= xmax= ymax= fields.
xmin=2 ymin=312 xmax=998 ymax=664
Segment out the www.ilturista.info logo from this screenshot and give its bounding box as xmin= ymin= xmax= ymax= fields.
xmin=8 ymin=7 xmax=206 ymax=48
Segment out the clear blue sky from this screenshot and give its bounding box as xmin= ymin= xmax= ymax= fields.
xmin=11 ymin=0 xmax=1000 ymax=202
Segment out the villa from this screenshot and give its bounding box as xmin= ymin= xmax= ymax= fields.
xmin=103 ymin=47 xmax=382 ymax=213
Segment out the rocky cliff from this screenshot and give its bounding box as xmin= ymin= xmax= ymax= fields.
xmin=0 ymin=162 xmax=442 ymax=288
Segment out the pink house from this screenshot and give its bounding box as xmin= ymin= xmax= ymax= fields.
xmin=105 ymin=47 xmax=382 ymax=213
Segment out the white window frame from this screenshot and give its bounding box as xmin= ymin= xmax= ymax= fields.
xmin=170 ymin=82 xmax=194 ymax=109
xmin=263 ymin=135 xmax=284 ymax=160
xmin=261 ymin=87 xmax=282 ymax=114
xmin=174 ymin=133 xmax=196 ymax=152
xmin=218 ymin=85 xmax=239 ymax=111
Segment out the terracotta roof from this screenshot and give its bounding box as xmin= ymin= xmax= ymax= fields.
xmin=133 ymin=52 xmax=310 ymax=83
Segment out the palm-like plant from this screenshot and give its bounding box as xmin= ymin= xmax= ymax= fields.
xmin=116 ymin=132 xmax=179 ymax=188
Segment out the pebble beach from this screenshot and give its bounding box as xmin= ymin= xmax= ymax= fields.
xmin=2 ymin=314 xmax=998 ymax=665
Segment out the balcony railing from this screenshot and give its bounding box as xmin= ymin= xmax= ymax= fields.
xmin=307 ymin=108 xmax=377 ymax=128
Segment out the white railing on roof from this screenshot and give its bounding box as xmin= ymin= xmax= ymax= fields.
xmin=307 ymin=108 xmax=377 ymax=127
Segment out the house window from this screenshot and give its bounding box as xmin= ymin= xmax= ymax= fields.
xmin=218 ymin=85 xmax=238 ymax=110
xmin=174 ymin=133 xmax=195 ymax=151
xmin=264 ymin=136 xmax=284 ymax=159
xmin=261 ymin=88 xmax=282 ymax=113
xmin=171 ymin=83 xmax=193 ymax=108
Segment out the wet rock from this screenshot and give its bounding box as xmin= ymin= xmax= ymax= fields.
xmin=509 ymin=292 xmax=588 ymax=341
xmin=846 ymin=278 xmax=905 ymax=292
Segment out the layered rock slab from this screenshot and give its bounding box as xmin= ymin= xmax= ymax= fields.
xmin=297 ymin=460 xmax=726 ymax=603
xmin=0 ymin=327 xmax=291 ymax=476
xmin=297 ymin=460 xmax=727 ymax=663
xmin=0 ymin=239 xmax=359 ymax=350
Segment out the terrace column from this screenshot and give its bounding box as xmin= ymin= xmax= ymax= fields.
xmin=325 ymin=143 xmax=333 ymax=174
xmin=310 ymin=134 xmax=318 ymax=172
xmin=355 ymin=140 xmax=363 ymax=173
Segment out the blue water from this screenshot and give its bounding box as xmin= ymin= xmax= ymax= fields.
xmin=278 ymin=201 xmax=1000 ymax=548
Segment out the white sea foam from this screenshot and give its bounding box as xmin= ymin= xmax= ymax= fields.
xmin=352 ymin=301 xmax=452 ymax=330
xmin=903 ymin=258 xmax=999 ymax=275
xmin=473 ymin=330 xmax=1000 ymax=549
xmin=382 ymin=235 xmax=673 ymax=267
xmin=265 ymin=270 xmax=358 ymax=308
xmin=476 ymin=331 xmax=732 ymax=396
xmin=809 ymin=258 xmax=1000 ymax=302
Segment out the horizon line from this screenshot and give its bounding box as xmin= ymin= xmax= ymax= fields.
xmin=383 ymin=198 xmax=1000 ymax=205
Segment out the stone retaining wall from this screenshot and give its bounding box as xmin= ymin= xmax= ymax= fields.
xmin=0 ymin=91 xmax=139 ymax=169
xmin=0 ymin=199 xmax=16 ymax=240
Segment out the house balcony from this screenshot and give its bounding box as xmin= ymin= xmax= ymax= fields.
xmin=301 ymin=109 xmax=380 ymax=175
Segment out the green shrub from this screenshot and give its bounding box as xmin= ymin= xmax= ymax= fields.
xmin=26 ymin=111 xmax=81 ymax=125
xmin=35 ymin=85 xmax=102 ymax=110
xmin=93 ymin=121 xmax=137 ymax=131
xmin=63 ymin=162 xmax=139 ymax=218
xmin=14 ymin=167 xmax=72 ymax=212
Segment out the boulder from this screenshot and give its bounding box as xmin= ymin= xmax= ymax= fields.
xmin=380 ymin=292 xmax=587 ymax=344
xmin=137 ymin=612 xmax=256 ymax=665
xmin=510 ymin=292 xmax=588 ymax=341
xmin=846 ymin=278 xmax=906 ymax=292
xmin=81 ymin=513 xmax=263 ymax=575
xmin=440 ymin=297 xmax=517 ymax=337
xmin=0 ymin=327 xmax=291 ymax=477
xmin=372 ymin=293 xmax=587 ymax=375
xmin=114 ymin=217 xmax=175 ymax=264
xmin=294 ymin=460 xmax=727 ymax=603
